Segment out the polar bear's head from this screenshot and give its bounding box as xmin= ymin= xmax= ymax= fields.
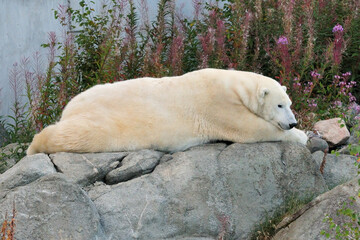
xmin=257 ymin=84 xmax=298 ymax=130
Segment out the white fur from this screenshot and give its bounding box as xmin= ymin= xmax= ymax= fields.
xmin=27 ymin=68 xmax=308 ymax=155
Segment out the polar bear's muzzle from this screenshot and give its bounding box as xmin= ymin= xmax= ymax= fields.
xmin=274 ymin=106 xmax=298 ymax=130
xmin=278 ymin=121 xmax=297 ymax=130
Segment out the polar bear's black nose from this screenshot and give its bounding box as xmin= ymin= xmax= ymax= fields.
xmin=289 ymin=122 xmax=297 ymax=129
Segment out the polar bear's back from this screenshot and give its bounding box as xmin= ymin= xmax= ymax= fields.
xmin=61 ymin=77 xmax=177 ymax=120
xmin=60 ymin=69 xmax=224 ymax=120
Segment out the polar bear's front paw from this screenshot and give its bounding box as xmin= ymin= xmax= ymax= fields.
xmin=287 ymin=128 xmax=308 ymax=145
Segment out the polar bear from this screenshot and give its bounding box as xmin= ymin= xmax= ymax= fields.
xmin=26 ymin=68 xmax=308 ymax=155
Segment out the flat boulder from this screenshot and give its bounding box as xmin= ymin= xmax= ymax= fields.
xmin=273 ymin=177 xmax=360 ymax=240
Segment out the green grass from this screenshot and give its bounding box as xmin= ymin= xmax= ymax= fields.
xmin=251 ymin=194 xmax=315 ymax=240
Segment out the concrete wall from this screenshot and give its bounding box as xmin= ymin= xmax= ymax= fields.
xmin=0 ymin=0 xmax=196 ymax=118
xmin=0 ymin=0 xmax=67 ymax=117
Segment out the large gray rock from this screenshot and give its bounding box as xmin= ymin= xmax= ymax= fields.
xmin=273 ymin=177 xmax=360 ymax=240
xmin=0 ymin=153 xmax=56 ymax=196
xmin=312 ymin=151 xmax=358 ymax=188
xmin=0 ymin=142 xmax=333 ymax=239
xmin=93 ymin=143 xmax=327 ymax=240
xmin=0 ymin=173 xmax=105 ymax=240
xmin=50 ymin=152 xmax=128 ymax=186
xmin=219 ymin=143 xmax=327 ymax=239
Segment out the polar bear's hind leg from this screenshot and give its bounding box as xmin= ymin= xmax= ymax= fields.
xmin=27 ymin=119 xmax=108 ymax=155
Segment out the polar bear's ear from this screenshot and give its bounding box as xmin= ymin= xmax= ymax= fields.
xmin=258 ymin=87 xmax=269 ymax=105
xmin=282 ymin=86 xmax=287 ymax=92
xmin=259 ymin=87 xmax=269 ymax=98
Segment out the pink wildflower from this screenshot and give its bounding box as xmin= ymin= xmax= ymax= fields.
xmin=342 ymin=72 xmax=352 ymax=77
xmin=292 ymin=77 xmax=301 ymax=90
xmin=277 ymin=36 xmax=289 ymax=45
xmin=310 ymin=70 xmax=321 ymax=78
xmin=349 ymin=93 xmax=356 ymax=102
xmin=333 ymin=101 xmax=342 ymax=107
xmin=332 ymin=24 xmax=344 ymax=33
xmin=276 ymin=36 xmax=291 ymax=80
xmin=307 ymin=99 xmax=317 ymax=109
xmin=332 ymin=24 xmax=344 ymax=66
xmin=304 ymin=82 xmax=313 ymax=94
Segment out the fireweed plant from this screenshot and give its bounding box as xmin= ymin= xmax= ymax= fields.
xmin=0 ymin=1 xmax=359 ymax=157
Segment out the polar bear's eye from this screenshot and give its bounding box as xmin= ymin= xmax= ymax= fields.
xmin=278 ymin=104 xmax=283 ymax=108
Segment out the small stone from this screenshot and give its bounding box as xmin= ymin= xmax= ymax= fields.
xmin=105 ymin=149 xmax=164 ymax=184
xmin=313 ymin=118 xmax=350 ymax=147
xmin=306 ymin=137 xmax=328 ymax=153
xmin=348 ymin=129 xmax=360 ymax=145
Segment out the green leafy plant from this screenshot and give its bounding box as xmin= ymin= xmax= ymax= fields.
xmin=0 ymin=61 xmax=36 ymax=168
xmin=321 ymin=195 xmax=360 ymax=239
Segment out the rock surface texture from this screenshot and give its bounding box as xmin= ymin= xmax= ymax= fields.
xmin=1 ymin=174 xmax=105 ymax=240
xmin=0 ymin=142 xmax=356 ymax=240
xmin=312 ymin=151 xmax=358 ymax=188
